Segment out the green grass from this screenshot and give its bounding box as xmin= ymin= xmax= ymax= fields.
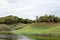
xmin=0 ymin=23 xmax=27 ymax=30
xmin=11 ymin=23 xmax=60 ymax=35
xmin=28 ymin=35 xmax=60 ymax=40
xmin=0 ymin=23 xmax=60 ymax=40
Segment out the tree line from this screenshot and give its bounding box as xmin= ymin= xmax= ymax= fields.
xmin=0 ymin=15 xmax=34 ymax=24
xmin=36 ymin=15 xmax=60 ymax=23
xmin=0 ymin=15 xmax=60 ymax=24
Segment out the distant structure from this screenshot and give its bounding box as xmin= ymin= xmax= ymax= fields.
xmin=36 ymin=16 xmax=39 ymax=22
xmin=51 ymin=12 xmax=55 ymax=22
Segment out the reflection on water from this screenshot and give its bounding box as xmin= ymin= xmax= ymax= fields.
xmin=0 ymin=35 xmax=35 ymax=40
xmin=0 ymin=35 xmax=60 ymax=40
xmin=0 ymin=39 xmax=4 ymax=40
xmin=18 ymin=35 xmax=34 ymax=40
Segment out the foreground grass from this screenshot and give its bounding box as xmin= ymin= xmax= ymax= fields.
xmin=0 ymin=23 xmax=27 ymax=30
xmin=28 ymin=35 xmax=60 ymax=40
xmin=0 ymin=23 xmax=60 ymax=40
xmin=11 ymin=23 xmax=60 ymax=35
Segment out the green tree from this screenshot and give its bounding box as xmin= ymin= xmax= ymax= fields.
xmin=37 ymin=15 xmax=60 ymax=22
xmin=4 ymin=15 xmax=19 ymax=24
xmin=0 ymin=17 xmax=5 ymax=24
xmin=18 ymin=18 xmax=24 ymax=23
xmin=24 ymin=19 xmax=32 ymax=24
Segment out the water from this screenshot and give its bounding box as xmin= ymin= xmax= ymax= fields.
xmin=18 ymin=35 xmax=35 ymax=40
xmin=0 ymin=35 xmax=60 ymax=40
xmin=0 ymin=39 xmax=5 ymax=40
xmin=0 ymin=35 xmax=35 ymax=40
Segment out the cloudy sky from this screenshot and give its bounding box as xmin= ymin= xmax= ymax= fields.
xmin=0 ymin=0 xmax=60 ymax=19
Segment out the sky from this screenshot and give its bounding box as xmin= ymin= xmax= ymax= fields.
xmin=0 ymin=0 xmax=60 ymax=19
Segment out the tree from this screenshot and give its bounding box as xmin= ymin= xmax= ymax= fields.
xmin=18 ymin=18 xmax=24 ymax=23
xmin=4 ymin=15 xmax=19 ymax=24
xmin=24 ymin=19 xmax=32 ymax=24
xmin=37 ymin=15 xmax=60 ymax=23
xmin=0 ymin=17 xmax=5 ymax=24
xmin=39 ymin=15 xmax=49 ymax=22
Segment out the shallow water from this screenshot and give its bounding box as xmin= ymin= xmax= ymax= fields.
xmin=0 ymin=35 xmax=35 ymax=40
xmin=17 ymin=35 xmax=35 ymax=40
xmin=0 ymin=35 xmax=60 ymax=40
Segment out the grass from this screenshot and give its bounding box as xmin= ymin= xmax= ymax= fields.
xmin=28 ymin=35 xmax=60 ymax=40
xmin=0 ymin=23 xmax=60 ymax=40
xmin=11 ymin=23 xmax=60 ymax=35
xmin=0 ymin=23 xmax=27 ymax=30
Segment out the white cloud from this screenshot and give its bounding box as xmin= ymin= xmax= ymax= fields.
xmin=0 ymin=0 xmax=60 ymax=19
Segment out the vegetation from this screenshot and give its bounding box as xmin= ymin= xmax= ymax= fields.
xmin=11 ymin=23 xmax=60 ymax=35
xmin=0 ymin=15 xmax=60 ymax=35
xmin=0 ymin=15 xmax=33 ymax=24
xmin=0 ymin=15 xmax=60 ymax=40
xmin=28 ymin=35 xmax=60 ymax=40
xmin=0 ymin=15 xmax=60 ymax=24
xmin=36 ymin=15 xmax=60 ymax=22
xmin=10 ymin=23 xmax=60 ymax=40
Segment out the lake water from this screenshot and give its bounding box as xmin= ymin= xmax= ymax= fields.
xmin=0 ymin=35 xmax=60 ymax=40
xmin=0 ymin=35 xmax=35 ymax=40
xmin=18 ymin=35 xmax=35 ymax=40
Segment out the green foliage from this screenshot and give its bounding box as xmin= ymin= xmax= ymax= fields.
xmin=4 ymin=15 xmax=19 ymax=24
xmin=0 ymin=17 xmax=5 ymax=24
xmin=24 ymin=19 xmax=32 ymax=24
xmin=18 ymin=18 xmax=24 ymax=23
xmin=11 ymin=23 xmax=60 ymax=35
xmin=37 ymin=15 xmax=60 ymax=22
xmin=0 ymin=15 xmax=60 ymax=24
xmin=0 ymin=15 xmax=33 ymax=24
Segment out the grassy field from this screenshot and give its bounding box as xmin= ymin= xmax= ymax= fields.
xmin=11 ymin=23 xmax=60 ymax=35
xmin=0 ymin=23 xmax=60 ymax=40
xmin=10 ymin=23 xmax=60 ymax=40
xmin=28 ymin=35 xmax=60 ymax=40
xmin=0 ymin=23 xmax=27 ymax=30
